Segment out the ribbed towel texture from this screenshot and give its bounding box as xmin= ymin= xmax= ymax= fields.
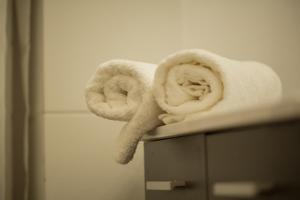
xmin=85 ymin=60 xmax=162 ymax=164
xmin=85 ymin=59 xmax=156 ymax=121
xmin=85 ymin=50 xmax=282 ymax=164
xmin=154 ymin=49 xmax=282 ymax=124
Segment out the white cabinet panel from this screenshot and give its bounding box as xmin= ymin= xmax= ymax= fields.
xmin=44 ymin=0 xmax=182 ymax=111
xmin=45 ymin=113 xmax=144 ymax=200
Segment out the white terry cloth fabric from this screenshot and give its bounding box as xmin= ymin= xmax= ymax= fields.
xmin=114 ymin=91 xmax=163 ymax=164
xmin=85 ymin=59 xmax=156 ymax=121
xmin=85 ymin=59 xmax=162 ymax=164
xmin=153 ymin=49 xmax=282 ymax=124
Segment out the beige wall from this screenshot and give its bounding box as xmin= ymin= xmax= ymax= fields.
xmin=181 ymin=0 xmax=300 ymax=94
xmin=44 ymin=1 xmax=300 ymax=200
xmin=44 ymin=1 xmax=182 ymax=200
xmin=44 ymin=0 xmax=183 ymax=112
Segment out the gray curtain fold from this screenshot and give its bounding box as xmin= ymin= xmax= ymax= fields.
xmin=5 ymin=0 xmax=44 ymax=200
xmin=1 ymin=0 xmax=8 ymax=199
xmin=6 ymin=1 xmax=32 ymax=199
xmin=7 ymin=0 xmax=31 ymax=200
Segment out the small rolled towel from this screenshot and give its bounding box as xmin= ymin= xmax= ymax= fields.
xmin=153 ymin=49 xmax=282 ymax=124
xmin=85 ymin=59 xmax=156 ymax=121
xmin=85 ymin=59 xmax=162 ymax=164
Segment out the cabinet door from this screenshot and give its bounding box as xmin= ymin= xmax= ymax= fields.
xmin=144 ymin=134 xmax=207 ymax=200
xmin=207 ymin=120 xmax=300 ymax=200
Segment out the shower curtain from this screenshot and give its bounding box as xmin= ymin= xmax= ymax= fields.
xmin=3 ymin=0 xmax=44 ymax=200
xmin=1 ymin=1 xmax=7 ymax=199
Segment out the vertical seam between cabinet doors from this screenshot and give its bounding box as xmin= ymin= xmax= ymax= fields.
xmin=203 ymin=134 xmax=210 ymax=200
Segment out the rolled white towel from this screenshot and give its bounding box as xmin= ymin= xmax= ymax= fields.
xmin=85 ymin=59 xmax=156 ymax=121
xmin=85 ymin=59 xmax=162 ymax=164
xmin=153 ymin=49 xmax=282 ymax=124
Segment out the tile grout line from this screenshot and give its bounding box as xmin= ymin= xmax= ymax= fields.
xmin=44 ymin=110 xmax=90 ymax=114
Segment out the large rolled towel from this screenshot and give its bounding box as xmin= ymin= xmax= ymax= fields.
xmin=153 ymin=49 xmax=282 ymax=124
xmin=85 ymin=59 xmax=156 ymax=121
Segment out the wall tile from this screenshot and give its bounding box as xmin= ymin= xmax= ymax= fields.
xmin=44 ymin=0 xmax=183 ymax=112
xmin=181 ymin=0 xmax=300 ymax=94
xmin=45 ymin=113 xmax=144 ymax=200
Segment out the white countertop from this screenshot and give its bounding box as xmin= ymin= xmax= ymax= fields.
xmin=142 ymin=99 xmax=300 ymax=141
